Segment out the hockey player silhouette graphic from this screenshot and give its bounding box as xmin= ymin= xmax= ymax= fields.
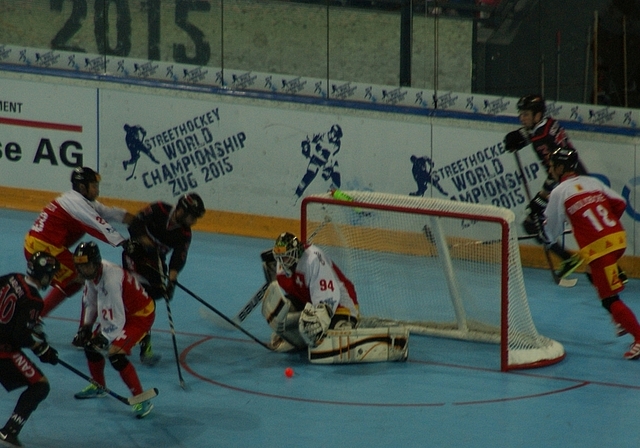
xmin=122 ymin=124 xmax=160 ymax=180
xmin=409 ymin=155 xmax=448 ymax=196
xmin=294 ymin=124 xmax=343 ymax=202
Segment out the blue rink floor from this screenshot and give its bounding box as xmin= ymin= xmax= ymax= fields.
xmin=2 ymin=208 xmax=640 ymax=448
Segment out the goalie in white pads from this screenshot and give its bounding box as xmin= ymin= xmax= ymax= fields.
xmin=262 ymin=232 xmax=408 ymax=363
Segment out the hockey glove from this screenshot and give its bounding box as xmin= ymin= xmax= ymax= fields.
xmin=33 ymin=343 xmax=59 ymax=365
xmin=165 ymin=280 xmax=176 ymax=301
xmin=522 ymin=214 xmax=548 ymax=245
xmin=72 ymin=325 xmax=93 ymax=348
xmin=528 ymin=192 xmax=548 ymax=216
xmin=503 ymin=129 xmax=529 ymax=152
xmin=90 ymin=333 xmax=110 ymax=351
xmin=30 ymin=320 xmax=47 ymax=343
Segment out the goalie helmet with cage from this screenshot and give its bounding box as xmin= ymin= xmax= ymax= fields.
xmin=27 ymin=251 xmax=60 ymax=287
xmin=273 ymin=232 xmax=304 ymax=272
xmin=549 ymin=146 xmax=579 ymax=171
xmin=517 ymin=94 xmax=546 ymax=115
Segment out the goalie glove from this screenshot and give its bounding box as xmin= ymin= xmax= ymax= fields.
xmin=503 ymin=128 xmax=530 ymax=152
xmin=298 ymin=303 xmax=332 ymax=347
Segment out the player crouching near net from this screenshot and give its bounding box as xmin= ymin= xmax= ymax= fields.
xmin=261 ymin=232 xmax=408 ymax=363
xmin=0 ymin=252 xmax=60 ymax=447
xmin=542 ymin=147 xmax=640 ymax=359
xmin=71 ymin=242 xmax=156 ymax=418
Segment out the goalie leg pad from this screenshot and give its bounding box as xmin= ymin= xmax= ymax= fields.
xmin=308 ymin=327 xmax=410 ymax=364
xmin=261 ymin=282 xmax=307 ymax=349
xmin=262 ymin=282 xmax=292 ymax=331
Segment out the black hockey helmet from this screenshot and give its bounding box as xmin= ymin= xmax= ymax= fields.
xmin=73 ymin=241 xmax=102 ymax=280
xmin=549 ymin=146 xmax=579 ymax=171
xmin=517 ymin=94 xmax=546 ymax=115
xmin=273 ymin=232 xmax=304 ymax=272
xmin=71 ymin=167 xmax=101 ymax=192
xmin=27 ymin=252 xmax=60 ymax=287
xmin=176 ymin=193 xmax=205 ymax=218
xmin=73 ymin=241 xmax=102 ymax=266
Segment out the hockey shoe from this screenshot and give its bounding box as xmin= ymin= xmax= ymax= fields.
xmin=139 ymin=335 xmax=161 ymax=366
xmin=624 ymin=341 xmax=640 ymax=360
xmin=613 ymin=319 xmax=628 ymax=338
xmin=133 ymin=400 xmax=154 ymax=419
xmin=74 ymin=383 xmax=107 ymax=399
xmin=556 ymin=254 xmax=583 ymax=279
xmin=0 ymin=429 xmax=21 ymax=447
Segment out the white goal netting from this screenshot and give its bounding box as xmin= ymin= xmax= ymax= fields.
xmin=301 ymin=191 xmax=565 ymax=371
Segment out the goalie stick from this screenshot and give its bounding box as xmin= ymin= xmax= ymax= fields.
xmin=58 ymin=358 xmax=158 ymax=406
xmin=513 ymin=151 xmax=577 ymax=287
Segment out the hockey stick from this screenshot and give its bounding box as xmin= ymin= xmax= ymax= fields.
xmin=207 ymin=215 xmax=334 ymax=329
xmin=57 ymin=358 xmax=158 ymax=406
xmin=175 ymin=280 xmax=274 ymax=351
xmin=164 ymin=297 xmax=187 ymax=389
xmin=442 ymin=226 xmax=572 ymax=249
xmin=125 ymin=158 xmax=138 ymax=181
xmin=513 ymin=151 xmax=577 ymax=287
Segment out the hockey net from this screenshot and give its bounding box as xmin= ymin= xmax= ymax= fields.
xmin=301 ymin=191 xmax=565 ymax=371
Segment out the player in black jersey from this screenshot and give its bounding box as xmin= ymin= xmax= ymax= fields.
xmin=0 ymin=252 xmax=60 ymax=447
xmin=122 ymin=193 xmax=205 ymax=365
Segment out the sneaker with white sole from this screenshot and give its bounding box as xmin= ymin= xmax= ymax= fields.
xmin=624 ymin=341 xmax=640 ymax=360
xmin=74 ymin=383 xmax=107 ymax=399
xmin=0 ymin=429 xmax=21 ymax=447
xmin=132 ymin=400 xmax=154 ymax=419
xmin=139 ymin=334 xmax=162 ymax=366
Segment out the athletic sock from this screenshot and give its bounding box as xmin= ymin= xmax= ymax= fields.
xmin=88 ymin=358 xmax=106 ymax=387
xmin=118 ymin=363 xmax=143 ymax=396
xmin=610 ymin=300 xmax=640 ymax=341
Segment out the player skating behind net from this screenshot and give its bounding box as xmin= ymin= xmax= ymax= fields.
xmin=504 ymin=95 xmax=588 ymax=278
xmin=261 ymin=232 xmax=408 ymax=363
xmin=542 ymin=147 xmax=640 ymax=358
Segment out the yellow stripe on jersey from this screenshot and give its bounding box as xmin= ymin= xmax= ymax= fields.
xmin=132 ymin=300 xmax=156 ymax=318
xmin=579 ymin=231 xmax=626 ymax=264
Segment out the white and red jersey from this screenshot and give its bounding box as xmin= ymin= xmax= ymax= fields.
xmin=28 ymin=190 xmax=127 ymax=248
xmin=545 ymin=174 xmax=627 ymax=263
xmin=80 ymin=260 xmax=154 ymax=343
xmin=276 ymin=244 xmax=358 ymax=319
